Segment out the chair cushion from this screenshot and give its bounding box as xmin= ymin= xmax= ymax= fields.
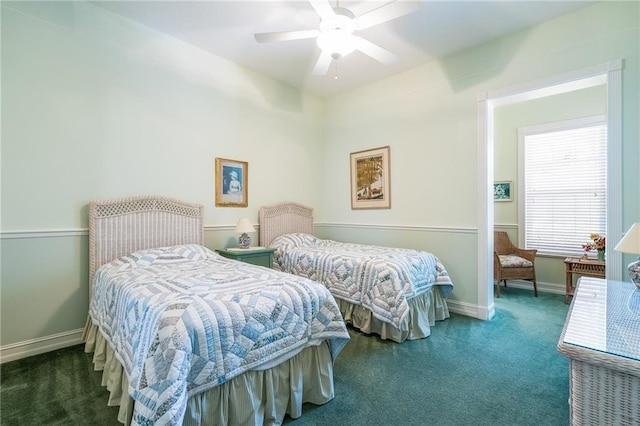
xmin=499 ymin=254 xmax=533 ymax=268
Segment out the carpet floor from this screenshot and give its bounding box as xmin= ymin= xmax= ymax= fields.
xmin=1 ymin=286 xmax=570 ymax=425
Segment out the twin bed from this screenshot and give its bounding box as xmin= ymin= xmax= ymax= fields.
xmin=84 ymin=196 xmax=454 ymax=425
xmin=82 ymin=196 xmax=349 ymax=426
xmin=259 ymin=202 xmax=453 ymax=343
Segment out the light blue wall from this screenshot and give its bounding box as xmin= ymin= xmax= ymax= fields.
xmin=1 ymin=2 xmax=325 ymax=349
xmin=494 ymin=85 xmax=607 ymax=288
xmin=320 ymin=2 xmax=639 ymax=307
xmin=1 ymin=1 xmax=639 ymax=352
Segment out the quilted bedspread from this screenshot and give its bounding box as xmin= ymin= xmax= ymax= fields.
xmin=270 ymin=233 xmax=454 ymax=328
xmin=89 ymin=244 xmax=350 ymax=426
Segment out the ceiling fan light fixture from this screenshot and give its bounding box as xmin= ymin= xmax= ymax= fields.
xmin=254 ymin=0 xmax=421 ymax=76
xmin=316 ymin=30 xmax=356 ymax=59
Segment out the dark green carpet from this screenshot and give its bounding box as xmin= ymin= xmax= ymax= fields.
xmin=1 ymin=287 xmax=570 ymax=425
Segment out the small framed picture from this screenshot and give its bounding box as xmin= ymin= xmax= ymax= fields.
xmin=350 ymin=146 xmax=391 ymax=209
xmin=494 ymin=181 xmax=512 ymax=202
xmin=215 ymin=157 xmax=248 ymax=207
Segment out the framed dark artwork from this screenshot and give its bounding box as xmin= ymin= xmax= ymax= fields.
xmin=215 ymin=157 xmax=248 ymax=207
xmin=494 ymin=181 xmax=512 ymax=202
xmin=350 ymin=146 xmax=391 ymax=209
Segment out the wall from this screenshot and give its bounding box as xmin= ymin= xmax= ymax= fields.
xmin=494 ymin=85 xmax=607 ymax=289
xmin=0 ymin=2 xmax=325 ymax=356
xmin=1 ymin=1 xmax=639 ymax=359
xmin=320 ymin=2 xmax=639 ymax=311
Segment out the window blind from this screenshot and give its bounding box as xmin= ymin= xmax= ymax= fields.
xmin=521 ymin=117 xmax=607 ymax=256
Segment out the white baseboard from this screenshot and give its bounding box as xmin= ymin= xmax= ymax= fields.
xmin=447 ymin=280 xmax=562 ymax=321
xmin=0 ymin=329 xmax=84 ymax=364
xmin=498 ymin=280 xmax=565 ymax=295
xmin=447 ymin=299 xmax=485 ymax=319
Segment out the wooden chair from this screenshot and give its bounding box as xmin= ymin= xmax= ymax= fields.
xmin=494 ymin=231 xmax=538 ymax=297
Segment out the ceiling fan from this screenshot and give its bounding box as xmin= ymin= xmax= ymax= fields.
xmin=254 ymin=0 xmax=420 ymax=76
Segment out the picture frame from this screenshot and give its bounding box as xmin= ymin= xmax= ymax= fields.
xmin=350 ymin=146 xmax=391 ymax=209
xmin=215 ymin=157 xmax=248 ymax=207
xmin=494 ymin=181 xmax=512 ymax=202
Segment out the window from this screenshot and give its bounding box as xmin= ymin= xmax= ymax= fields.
xmin=519 ymin=116 xmax=606 ymax=256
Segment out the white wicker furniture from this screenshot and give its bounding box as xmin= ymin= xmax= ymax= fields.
xmin=83 ymin=195 xmax=344 ymax=425
xmin=259 ymin=201 xmax=452 ymax=343
xmin=259 ymin=201 xmax=314 ymax=247
xmin=88 ymin=195 xmax=203 ymax=300
xmin=557 ymin=276 xmax=640 ymax=425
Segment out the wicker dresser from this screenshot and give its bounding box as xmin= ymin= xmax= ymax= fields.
xmin=558 ymin=277 xmax=640 ymax=425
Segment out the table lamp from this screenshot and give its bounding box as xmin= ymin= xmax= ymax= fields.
xmin=235 ymin=218 xmax=256 ymax=249
xmin=614 ymin=222 xmax=640 ymax=289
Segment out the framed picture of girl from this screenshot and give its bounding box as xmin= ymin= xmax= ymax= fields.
xmin=215 ymin=157 xmax=248 ymax=207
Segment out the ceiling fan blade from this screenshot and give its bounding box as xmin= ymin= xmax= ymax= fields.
xmin=254 ymin=29 xmax=319 ymax=43
xmin=354 ymin=37 xmax=398 ymax=65
xmin=355 ymin=1 xmax=420 ymax=29
xmin=308 ymin=0 xmax=336 ymax=20
xmin=312 ymin=50 xmax=334 ymax=75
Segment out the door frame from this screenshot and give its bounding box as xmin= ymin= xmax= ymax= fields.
xmin=476 ymin=60 xmax=623 ymax=320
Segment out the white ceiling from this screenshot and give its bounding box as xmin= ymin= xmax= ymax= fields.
xmin=91 ymin=0 xmax=596 ymax=98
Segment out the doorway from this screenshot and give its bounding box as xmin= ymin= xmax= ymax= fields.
xmin=477 ymin=60 xmax=623 ymax=320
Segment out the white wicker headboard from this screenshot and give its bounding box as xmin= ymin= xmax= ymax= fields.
xmin=88 ymin=195 xmax=204 ymax=296
xmin=259 ymin=202 xmax=314 ymax=246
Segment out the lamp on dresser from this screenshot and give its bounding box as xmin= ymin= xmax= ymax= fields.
xmin=235 ymin=218 xmax=256 ymax=249
xmin=614 ymin=222 xmax=640 ymax=288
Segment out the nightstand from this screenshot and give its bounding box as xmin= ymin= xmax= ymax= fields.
xmin=216 ymin=247 xmax=275 ymax=269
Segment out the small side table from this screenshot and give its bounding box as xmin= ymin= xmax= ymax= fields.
xmin=216 ymin=247 xmax=275 ymax=269
xmin=564 ymin=257 xmax=605 ymax=304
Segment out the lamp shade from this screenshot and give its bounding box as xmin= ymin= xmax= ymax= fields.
xmin=235 ymin=218 xmax=256 ymax=234
xmin=614 ymin=223 xmax=640 ymax=255
xmin=614 ymin=222 xmax=640 ymax=289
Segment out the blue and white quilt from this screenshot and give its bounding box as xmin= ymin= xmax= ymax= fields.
xmin=89 ymin=244 xmax=350 ymax=426
xmin=270 ymin=233 xmax=454 ymax=328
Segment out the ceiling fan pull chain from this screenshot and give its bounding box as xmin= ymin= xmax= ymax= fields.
xmin=334 ymin=60 xmax=339 ymax=80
